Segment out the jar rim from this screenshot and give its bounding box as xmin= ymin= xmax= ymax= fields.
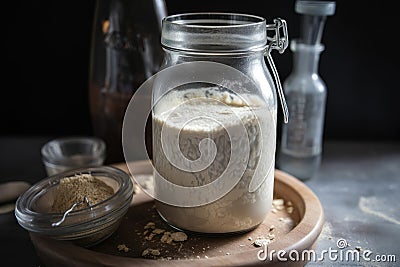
xmin=161 ymin=12 xmax=268 ymax=54
xmin=162 ymin=12 xmax=266 ymax=28
xmin=41 ymin=136 xmax=106 ymax=166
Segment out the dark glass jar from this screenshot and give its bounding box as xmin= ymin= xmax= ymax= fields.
xmin=89 ymin=0 xmax=167 ymax=163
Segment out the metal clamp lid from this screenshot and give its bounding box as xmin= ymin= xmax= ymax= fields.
xmin=265 ymin=18 xmax=289 ymax=123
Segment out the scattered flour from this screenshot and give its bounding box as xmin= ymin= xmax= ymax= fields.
xmin=358 ymin=196 xmax=400 ymax=226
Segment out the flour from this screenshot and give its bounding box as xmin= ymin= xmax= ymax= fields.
xmin=319 ymin=221 xmax=333 ymax=240
xmin=152 ymin=87 xmax=276 ymax=233
xmin=358 ymin=196 xmax=400 ymax=225
xmin=51 ymin=174 xmax=114 ymax=213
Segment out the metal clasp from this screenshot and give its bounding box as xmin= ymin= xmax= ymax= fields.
xmin=51 ymin=196 xmax=92 ymax=227
xmin=266 ymin=18 xmax=289 ymax=54
xmin=265 ymin=18 xmax=289 ymax=123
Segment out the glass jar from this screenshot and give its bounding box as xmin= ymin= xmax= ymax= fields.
xmin=152 ymin=13 xmax=288 ymax=234
xmin=88 ymin=0 xmax=167 ymax=164
xmin=15 ymin=166 xmax=134 ymax=247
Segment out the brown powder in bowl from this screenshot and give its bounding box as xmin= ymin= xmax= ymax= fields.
xmin=51 ymin=174 xmax=114 ymax=213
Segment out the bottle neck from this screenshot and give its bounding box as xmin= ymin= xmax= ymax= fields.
xmin=299 ymin=15 xmax=327 ymax=45
xmin=291 ymin=40 xmax=324 ymax=75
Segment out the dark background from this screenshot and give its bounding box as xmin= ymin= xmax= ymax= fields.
xmin=3 ymin=0 xmax=399 ymax=140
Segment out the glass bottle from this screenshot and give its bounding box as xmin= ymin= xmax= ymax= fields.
xmin=151 ymin=13 xmax=289 ymax=233
xmin=88 ymin=0 xmax=167 ymax=164
xmin=278 ymin=0 xmax=336 ymax=180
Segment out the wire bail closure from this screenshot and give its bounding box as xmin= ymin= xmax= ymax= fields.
xmin=265 ymin=18 xmax=289 ymax=123
xmin=51 ymin=196 xmax=92 ymax=227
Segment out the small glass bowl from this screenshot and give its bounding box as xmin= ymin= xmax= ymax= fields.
xmin=15 ymin=166 xmax=133 ymax=247
xmin=41 ymin=136 xmax=106 ymax=176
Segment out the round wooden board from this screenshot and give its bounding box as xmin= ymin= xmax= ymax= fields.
xmin=30 ymin=160 xmax=324 ymax=267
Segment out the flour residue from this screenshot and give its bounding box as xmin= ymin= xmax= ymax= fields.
xmin=358 ymin=196 xmax=400 ymax=226
xmin=319 ymin=221 xmax=333 ymax=240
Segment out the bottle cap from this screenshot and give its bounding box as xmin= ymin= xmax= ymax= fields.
xmin=295 ymin=1 xmax=336 ymax=16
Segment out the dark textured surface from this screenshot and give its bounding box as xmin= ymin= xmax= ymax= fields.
xmin=0 ymin=138 xmax=399 ymax=266
xmin=306 ymin=142 xmax=400 ymax=266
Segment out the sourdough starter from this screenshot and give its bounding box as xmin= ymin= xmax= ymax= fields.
xmin=152 ymin=88 xmax=276 ymax=233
